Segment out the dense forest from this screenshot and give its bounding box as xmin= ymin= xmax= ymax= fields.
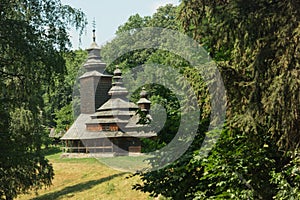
xmin=103 ymin=1 xmax=300 ymax=199
xmin=0 ymin=0 xmax=299 ymax=199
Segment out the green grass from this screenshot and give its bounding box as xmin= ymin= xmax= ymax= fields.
xmin=16 ymin=147 xmax=151 ymax=200
xmin=97 ymin=155 xmax=152 ymax=172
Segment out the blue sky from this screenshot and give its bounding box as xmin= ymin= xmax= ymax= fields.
xmin=61 ymin=0 xmax=180 ymax=49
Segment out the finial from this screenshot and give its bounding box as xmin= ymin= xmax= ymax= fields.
xmin=140 ymin=87 xmax=148 ymax=98
xmin=92 ymin=18 xmax=96 ymax=42
xmin=113 ymin=65 xmax=122 ymax=76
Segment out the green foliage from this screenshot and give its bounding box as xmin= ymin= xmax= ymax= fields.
xmin=54 ymin=103 xmax=73 ymax=134
xmin=44 ymin=50 xmax=87 ymax=129
xmin=116 ymin=14 xmax=151 ymax=34
xmin=102 ymin=5 xmax=183 ymax=150
xmin=191 ymin=130 xmax=282 ymax=199
xmin=0 ymin=0 xmax=86 ymax=199
xmin=135 ymin=129 xmax=294 ymax=199
xmin=179 ymin=0 xmax=300 ymax=151
xmin=148 ymin=4 xmax=180 ymax=30
xmin=41 ymin=1 xmax=298 ymax=199
xmin=122 ymin=0 xmax=300 ymax=199
xmin=0 ymin=108 xmax=54 ymax=199
xmin=102 ymin=4 xmax=179 ymax=72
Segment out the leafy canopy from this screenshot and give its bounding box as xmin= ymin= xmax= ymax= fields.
xmin=114 ymin=1 xmax=300 ymax=199
xmin=0 ymin=0 xmax=86 ymax=199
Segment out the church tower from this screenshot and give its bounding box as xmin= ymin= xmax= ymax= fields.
xmin=79 ymin=28 xmax=112 ymax=114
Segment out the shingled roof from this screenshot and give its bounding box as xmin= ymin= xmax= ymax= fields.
xmin=62 ymin=66 xmax=156 ymax=141
xmin=86 ymin=67 xmax=141 ymax=129
xmin=61 ymin=114 xmax=91 ymax=140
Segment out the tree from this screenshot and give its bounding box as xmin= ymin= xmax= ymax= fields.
xmin=102 ymin=5 xmax=187 ymax=151
xmin=179 ymin=0 xmax=300 ymax=151
xmin=0 ymin=0 xmax=86 ymax=199
xmin=102 ymin=4 xmax=179 ymax=72
xmin=44 ymin=50 xmax=87 ymax=133
xmin=132 ymin=0 xmax=300 ymax=199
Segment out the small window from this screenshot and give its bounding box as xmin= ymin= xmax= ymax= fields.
xmin=102 ymin=124 xmax=110 ymax=131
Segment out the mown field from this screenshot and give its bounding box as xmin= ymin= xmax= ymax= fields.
xmin=16 ymin=148 xmax=154 ymax=200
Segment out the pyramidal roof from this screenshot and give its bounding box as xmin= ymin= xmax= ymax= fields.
xmin=87 ymin=67 xmax=138 ymax=129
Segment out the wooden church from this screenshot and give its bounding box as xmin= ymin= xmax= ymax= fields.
xmin=61 ymin=30 xmax=156 ymax=156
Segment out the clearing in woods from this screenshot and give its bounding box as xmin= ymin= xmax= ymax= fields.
xmin=16 ymin=147 xmax=152 ymax=200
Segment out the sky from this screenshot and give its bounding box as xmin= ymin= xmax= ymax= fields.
xmin=61 ymin=0 xmax=180 ymax=49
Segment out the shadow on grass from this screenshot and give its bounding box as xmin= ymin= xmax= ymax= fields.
xmin=32 ymin=172 xmax=126 ymax=200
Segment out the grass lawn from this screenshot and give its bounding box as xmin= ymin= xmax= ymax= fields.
xmin=97 ymin=155 xmax=152 ymax=172
xmin=16 ymin=147 xmax=153 ymax=200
